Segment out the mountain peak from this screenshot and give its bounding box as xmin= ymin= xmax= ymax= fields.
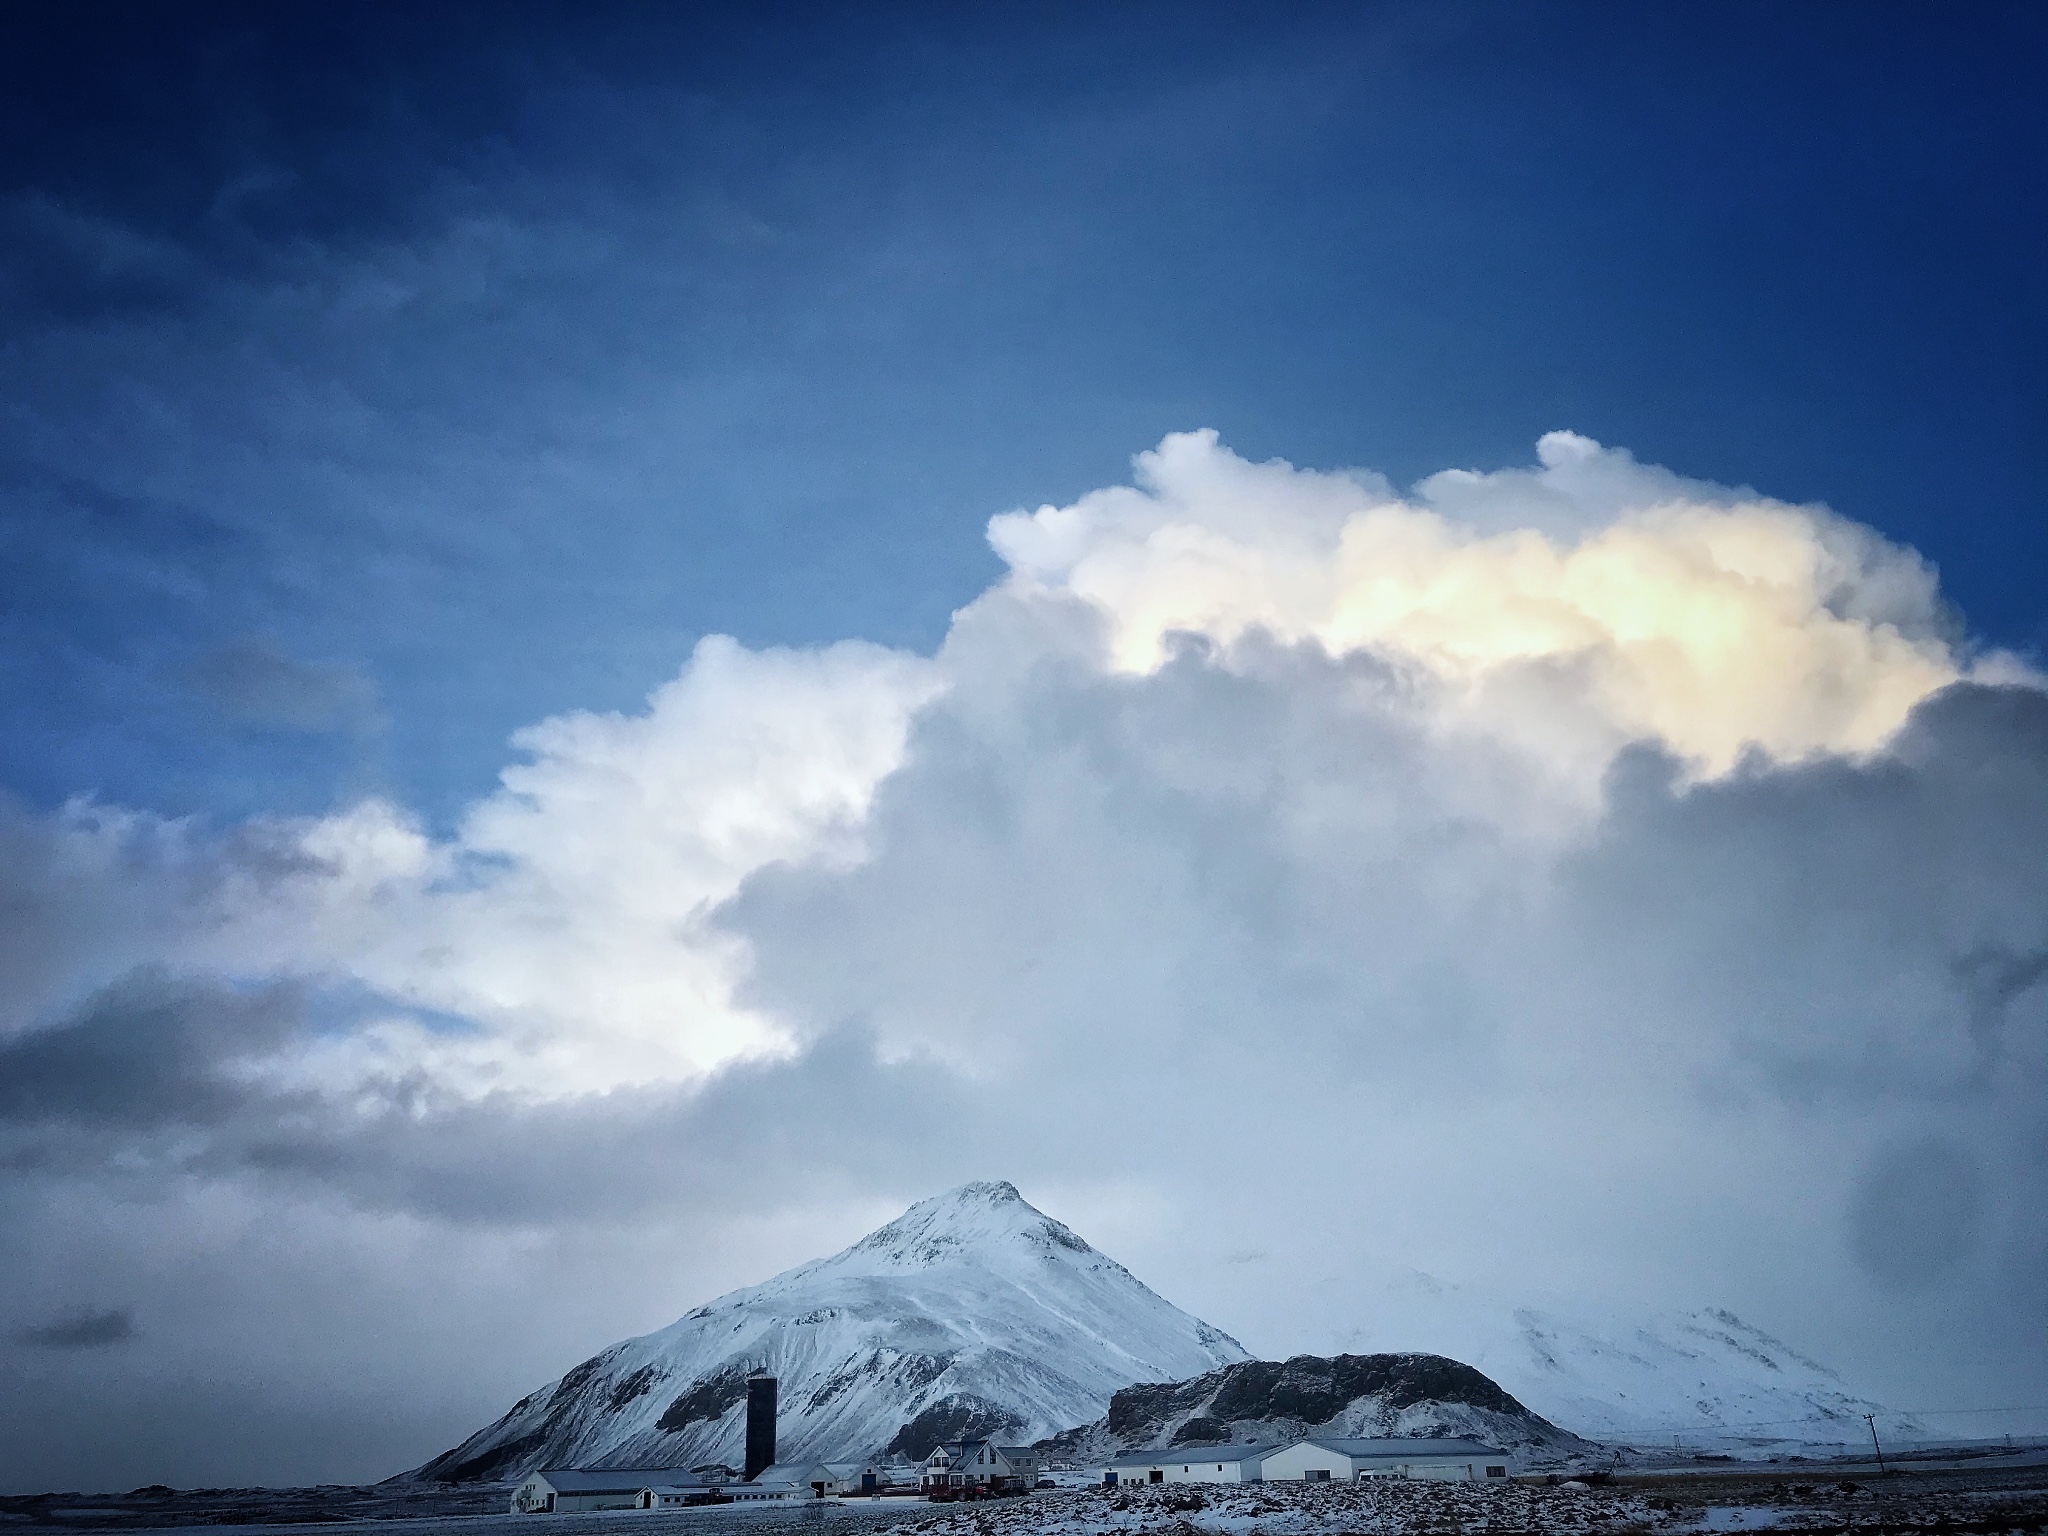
xmin=838 ymin=1179 xmax=1097 ymax=1271
xmin=935 ymin=1178 xmax=1028 ymax=1210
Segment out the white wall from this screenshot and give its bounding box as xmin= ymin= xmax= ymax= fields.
xmin=1256 ymin=1443 xmax=1352 ymax=1482
xmin=1109 ymin=1456 xmax=1260 ymax=1484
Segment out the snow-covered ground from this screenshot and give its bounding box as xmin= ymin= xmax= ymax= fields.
xmin=22 ymin=1465 xmax=2048 ymax=1536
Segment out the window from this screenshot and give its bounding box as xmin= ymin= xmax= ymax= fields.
xmin=1486 ymin=1466 xmax=1506 ymax=1478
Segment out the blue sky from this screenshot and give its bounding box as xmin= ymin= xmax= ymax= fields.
xmin=4 ymin=2 xmax=2042 ymax=826
xmin=4 ymin=3 xmax=2047 ymax=1491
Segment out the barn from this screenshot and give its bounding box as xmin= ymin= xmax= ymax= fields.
xmin=1103 ymin=1444 xmax=1282 ymax=1484
xmin=1258 ymin=1438 xmax=1510 ymax=1482
xmin=509 ymin=1468 xmax=706 ymax=1513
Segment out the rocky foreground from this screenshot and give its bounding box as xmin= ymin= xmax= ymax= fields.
xmin=900 ymin=1469 xmax=2048 ymax=1536
xmin=6 ymin=1461 xmax=2046 ymax=1536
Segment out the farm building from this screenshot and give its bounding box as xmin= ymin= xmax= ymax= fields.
xmin=726 ymin=1480 xmax=805 ymax=1502
xmin=752 ymin=1461 xmax=886 ymax=1496
xmin=1258 ymin=1438 xmax=1510 ymax=1482
xmin=509 ymin=1469 xmax=707 ymax=1513
xmin=1100 ymin=1438 xmax=1510 ymax=1487
xmin=1103 ymin=1444 xmax=1282 ymax=1484
xmin=635 ymin=1486 xmax=705 ymax=1510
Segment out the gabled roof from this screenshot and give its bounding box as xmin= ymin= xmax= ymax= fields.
xmin=1305 ymin=1438 xmax=1506 ymax=1459
xmin=532 ymin=1468 xmax=703 ymax=1494
xmin=994 ymin=1446 xmax=1038 ymax=1459
xmin=1108 ymin=1443 xmax=1282 ymax=1467
xmin=753 ymin=1462 xmax=827 ymax=1483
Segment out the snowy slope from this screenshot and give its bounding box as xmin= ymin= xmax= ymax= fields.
xmin=411 ymin=1182 xmax=1249 ymax=1481
xmin=1500 ymin=1304 xmax=1922 ymax=1450
xmin=1038 ymin=1352 xmax=1594 ymax=1464
xmin=1334 ymin=1273 xmax=1918 ymax=1453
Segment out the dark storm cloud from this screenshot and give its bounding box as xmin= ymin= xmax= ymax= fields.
xmin=0 ymin=970 xmax=305 ymax=1132
xmin=1849 ymin=1138 xmax=1986 ymax=1293
xmin=12 ymin=1306 xmax=137 ymax=1351
xmin=178 ymin=635 xmax=382 ymax=735
xmin=0 ymin=958 xmax=970 ymax=1228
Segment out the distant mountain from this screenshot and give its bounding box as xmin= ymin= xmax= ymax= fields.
xmin=410 ymin=1181 xmax=1249 ymax=1482
xmin=1037 ymin=1352 xmax=1593 ymax=1464
xmin=1328 ymin=1271 xmax=1920 ymax=1453
xmin=1498 ymin=1304 xmax=1921 ymax=1450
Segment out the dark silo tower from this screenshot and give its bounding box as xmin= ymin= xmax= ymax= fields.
xmin=744 ymin=1372 xmax=777 ymax=1481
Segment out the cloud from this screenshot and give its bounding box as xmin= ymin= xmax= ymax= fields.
xmin=178 ymin=635 xmax=382 ymax=735
xmin=12 ymin=1307 xmax=137 ymax=1351
xmin=1850 ymin=1138 xmax=1987 ymax=1294
xmin=985 ymin=429 xmax=1995 ymax=781
xmin=1 ymin=431 xmax=2044 ymax=1486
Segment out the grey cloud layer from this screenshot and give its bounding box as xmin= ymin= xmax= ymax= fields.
xmin=2 ymin=451 xmax=2044 ymax=1491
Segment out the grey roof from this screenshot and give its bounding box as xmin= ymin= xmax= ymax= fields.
xmin=1109 ymin=1444 xmax=1283 ymax=1467
xmin=534 ymin=1469 xmax=703 ymax=1494
xmin=754 ymin=1462 xmax=827 ymax=1482
xmin=1305 ymin=1438 xmax=1506 ymax=1459
xmin=994 ymin=1447 xmax=1038 ymax=1459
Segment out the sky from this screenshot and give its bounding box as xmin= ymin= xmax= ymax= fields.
xmin=1 ymin=0 xmax=2045 ymax=1495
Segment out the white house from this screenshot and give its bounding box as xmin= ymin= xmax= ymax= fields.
xmin=1103 ymin=1445 xmax=1283 ymax=1485
xmin=510 ymin=1469 xmax=704 ymax=1513
xmin=920 ymin=1439 xmax=1041 ymax=1493
xmin=1259 ymin=1438 xmax=1510 ymax=1483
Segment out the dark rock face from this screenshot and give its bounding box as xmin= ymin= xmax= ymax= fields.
xmin=656 ymin=1363 xmax=754 ymax=1434
xmin=1043 ymin=1351 xmax=1586 ymax=1460
xmin=885 ymin=1393 xmax=1025 ymax=1458
xmin=414 ymin=1428 xmax=547 ymax=1484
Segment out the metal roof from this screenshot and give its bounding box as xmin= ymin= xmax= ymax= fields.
xmin=1303 ymin=1438 xmax=1507 ymax=1459
xmin=1108 ymin=1443 xmax=1284 ymax=1467
xmin=533 ymin=1468 xmax=704 ymax=1494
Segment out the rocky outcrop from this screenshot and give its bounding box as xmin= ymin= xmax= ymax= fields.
xmin=1038 ymin=1351 xmax=1594 ymax=1462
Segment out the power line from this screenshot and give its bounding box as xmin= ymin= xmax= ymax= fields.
xmin=1597 ymin=1405 xmax=2048 ymax=1435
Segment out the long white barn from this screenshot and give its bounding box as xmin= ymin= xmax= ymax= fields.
xmin=511 ymin=1469 xmax=708 ymax=1513
xmin=1102 ymin=1437 xmax=1510 ymax=1486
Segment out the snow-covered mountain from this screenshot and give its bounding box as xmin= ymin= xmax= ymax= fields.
xmin=1500 ymin=1304 xmax=1922 ymax=1451
xmin=1331 ymin=1272 xmax=1918 ymax=1453
xmin=1038 ymin=1352 xmax=1593 ymax=1464
xmin=411 ymin=1181 xmax=1249 ymax=1481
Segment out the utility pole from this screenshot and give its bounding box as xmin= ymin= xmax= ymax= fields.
xmin=1864 ymin=1414 xmax=1888 ymax=1476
